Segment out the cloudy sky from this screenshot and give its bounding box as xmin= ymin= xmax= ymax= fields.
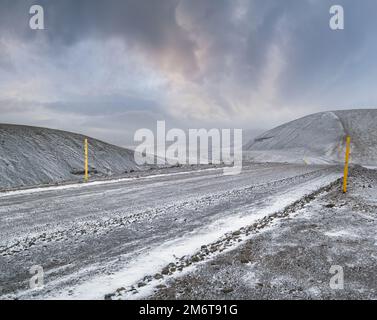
xmin=1 ymin=0 xmax=377 ymax=147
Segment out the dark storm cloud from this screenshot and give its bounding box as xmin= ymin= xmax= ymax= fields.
xmin=175 ymin=0 xmax=377 ymax=113
xmin=1 ymin=0 xmax=377 ymax=144
xmin=0 ymin=0 xmax=198 ymax=74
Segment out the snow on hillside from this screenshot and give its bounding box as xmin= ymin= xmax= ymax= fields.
xmin=0 ymin=124 xmax=143 ymax=190
xmin=244 ymin=109 xmax=377 ymax=165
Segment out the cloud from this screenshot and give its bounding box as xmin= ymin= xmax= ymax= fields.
xmin=1 ymin=0 xmax=377 ymax=145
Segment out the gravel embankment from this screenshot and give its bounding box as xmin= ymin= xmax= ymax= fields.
xmin=149 ymin=166 xmax=377 ymax=300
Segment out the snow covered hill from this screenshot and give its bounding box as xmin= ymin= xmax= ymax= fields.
xmin=0 ymin=124 xmax=142 ymax=190
xmin=244 ymin=109 xmax=377 ymax=165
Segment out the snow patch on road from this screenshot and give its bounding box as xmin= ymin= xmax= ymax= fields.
xmin=324 ymin=229 xmax=361 ymax=239
xmin=0 ymin=167 xmax=222 ymax=198
xmin=41 ymin=172 xmax=341 ymax=300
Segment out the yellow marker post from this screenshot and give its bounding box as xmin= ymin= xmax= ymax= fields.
xmin=84 ymin=138 xmax=89 ymax=182
xmin=342 ymin=136 xmax=351 ymax=193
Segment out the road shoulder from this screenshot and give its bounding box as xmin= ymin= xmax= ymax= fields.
xmin=149 ymin=166 xmax=377 ymax=300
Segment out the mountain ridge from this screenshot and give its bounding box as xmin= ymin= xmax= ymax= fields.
xmin=0 ymin=123 xmax=142 ymax=190
xmin=244 ymin=109 xmax=377 ymax=165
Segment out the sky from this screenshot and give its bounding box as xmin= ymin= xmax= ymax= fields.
xmin=1 ymin=0 xmax=377 ymax=147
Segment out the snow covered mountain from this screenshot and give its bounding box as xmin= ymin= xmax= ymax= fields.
xmin=0 ymin=124 xmax=142 ymax=190
xmin=244 ymin=109 xmax=377 ymax=165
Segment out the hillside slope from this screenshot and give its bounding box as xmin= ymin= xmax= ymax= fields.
xmin=0 ymin=124 xmax=142 ymax=190
xmin=244 ymin=109 xmax=377 ymax=165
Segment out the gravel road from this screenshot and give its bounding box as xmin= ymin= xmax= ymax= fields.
xmin=0 ymin=163 xmax=341 ymax=299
